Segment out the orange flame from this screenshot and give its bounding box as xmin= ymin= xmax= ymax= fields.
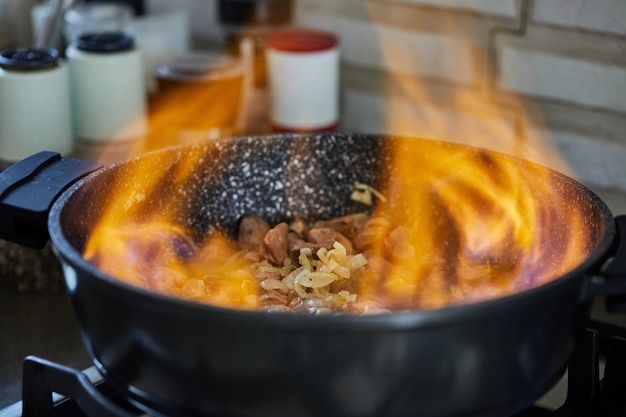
xmin=343 ymin=4 xmax=591 ymax=308
xmin=82 ymin=9 xmax=596 ymax=312
xmin=353 ymin=138 xmax=593 ymax=309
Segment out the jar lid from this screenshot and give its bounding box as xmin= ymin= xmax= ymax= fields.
xmin=266 ymin=28 xmax=338 ymax=53
xmin=0 ymin=47 xmax=59 ymax=71
xmin=217 ymin=0 xmax=292 ymax=28
xmin=76 ymin=32 xmax=134 ymax=53
xmin=153 ymin=51 xmax=243 ymax=82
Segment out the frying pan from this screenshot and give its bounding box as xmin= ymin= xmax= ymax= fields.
xmin=1 ymin=133 xmax=626 ymax=417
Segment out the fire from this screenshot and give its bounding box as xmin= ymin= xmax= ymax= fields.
xmin=338 ymin=3 xmax=593 ymax=308
xmin=356 ymin=139 xmax=592 ymax=309
xmin=82 ymin=134 xmax=595 ymax=311
xmin=82 ymin=9 xmax=598 ymax=312
xmin=82 ymin=144 xmax=262 ymax=309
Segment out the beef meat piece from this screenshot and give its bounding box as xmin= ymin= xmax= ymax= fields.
xmin=238 ymin=214 xmax=270 ymax=252
xmin=289 ymin=216 xmax=309 ymax=239
xmin=259 ymin=289 xmax=289 ymax=306
xmin=260 ymin=222 xmax=289 ymax=265
xmin=289 ymin=240 xmax=327 ymax=263
xmin=353 ymin=216 xmax=393 ymax=252
xmin=308 ymin=227 xmax=354 ymax=254
xmin=313 ymin=213 xmax=368 ymax=240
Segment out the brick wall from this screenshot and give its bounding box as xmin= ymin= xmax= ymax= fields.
xmin=296 ymin=0 xmax=626 ymax=191
xmin=136 ymin=0 xmax=626 ymax=190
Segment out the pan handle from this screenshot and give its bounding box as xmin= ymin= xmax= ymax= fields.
xmin=586 ymin=215 xmax=626 ymax=313
xmin=0 ymin=151 xmax=101 ymax=249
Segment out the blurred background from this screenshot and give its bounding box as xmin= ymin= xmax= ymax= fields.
xmin=0 ymin=0 xmax=624 ymax=190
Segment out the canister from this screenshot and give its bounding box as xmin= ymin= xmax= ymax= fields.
xmin=265 ymin=28 xmax=339 ymax=132
xmin=66 ymin=32 xmax=147 ymax=144
xmin=0 ymin=47 xmax=73 ymax=162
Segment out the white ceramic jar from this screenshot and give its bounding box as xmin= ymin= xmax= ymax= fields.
xmin=66 ymin=32 xmax=147 ymax=144
xmin=0 ymin=47 xmax=73 ymax=162
xmin=265 ymin=28 xmax=339 ymax=132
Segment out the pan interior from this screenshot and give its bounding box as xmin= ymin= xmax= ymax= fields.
xmin=56 ymin=134 xmax=611 ymax=313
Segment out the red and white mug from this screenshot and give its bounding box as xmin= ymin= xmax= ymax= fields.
xmin=266 ymin=28 xmax=339 ymax=133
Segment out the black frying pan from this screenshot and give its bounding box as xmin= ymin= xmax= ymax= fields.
xmin=2 ymin=133 xmax=626 ymax=417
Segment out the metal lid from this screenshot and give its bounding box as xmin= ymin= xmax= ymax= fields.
xmin=76 ymin=32 xmax=134 ymax=53
xmin=266 ymin=29 xmax=338 ymax=53
xmin=153 ymin=51 xmax=243 ymax=83
xmin=83 ymin=0 xmax=145 ymax=16
xmin=0 ymin=47 xmax=59 ymax=71
xmin=217 ymin=0 xmax=293 ymax=30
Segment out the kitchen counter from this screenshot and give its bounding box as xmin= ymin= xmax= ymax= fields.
xmin=0 ymin=187 xmax=625 ymax=411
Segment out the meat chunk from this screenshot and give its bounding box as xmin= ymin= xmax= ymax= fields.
xmin=238 ymin=215 xmax=270 ymax=252
xmin=289 ymin=240 xmax=327 ymax=263
xmin=289 ymin=216 xmax=309 ymax=239
xmin=313 ymin=213 xmax=368 ymax=240
xmin=260 ymin=222 xmax=289 ymax=265
xmin=259 ymin=289 xmax=289 ymax=306
xmin=308 ymin=227 xmax=354 ymax=254
xmin=353 ymin=216 xmax=393 ymax=251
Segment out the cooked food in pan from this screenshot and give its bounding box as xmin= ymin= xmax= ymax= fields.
xmin=85 ymin=205 xmax=551 ymax=314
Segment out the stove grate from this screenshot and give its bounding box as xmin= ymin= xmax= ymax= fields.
xmin=4 ymin=330 xmax=625 ymax=417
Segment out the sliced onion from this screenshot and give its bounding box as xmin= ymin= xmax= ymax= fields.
xmin=317 ymin=247 xmax=328 ymax=263
xmin=260 ymin=277 xmax=288 ymax=292
xmin=331 ymin=241 xmax=347 ymax=257
xmin=298 ymin=250 xmax=312 ymax=270
xmin=334 ymin=265 xmax=351 ymax=279
xmin=349 ymin=253 xmax=368 ymax=270
xmin=282 ymin=266 xmax=305 ymax=289
xmin=296 ymin=271 xmax=336 ymax=288
xmin=320 ymin=259 xmax=339 ymax=273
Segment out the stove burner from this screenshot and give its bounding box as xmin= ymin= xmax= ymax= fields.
xmin=20 ymin=357 xmax=143 ymax=417
xmin=0 ymin=329 xmax=619 ymax=417
xmin=517 ymin=330 xmax=626 ymax=417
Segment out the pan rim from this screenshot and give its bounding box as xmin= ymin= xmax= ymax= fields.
xmin=48 ymin=133 xmax=617 ymax=329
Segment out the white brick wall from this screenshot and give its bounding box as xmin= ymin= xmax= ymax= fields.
xmin=383 ymin=0 xmax=519 ymax=18
xmin=533 ymin=0 xmax=626 ymax=37
xmin=532 ymin=127 xmax=626 ymax=189
xmin=299 ymin=14 xmax=479 ymax=86
xmin=302 ymin=0 xmax=626 ymax=191
xmin=342 ymin=88 xmax=518 ymax=155
xmin=498 ymin=44 xmax=626 ymax=113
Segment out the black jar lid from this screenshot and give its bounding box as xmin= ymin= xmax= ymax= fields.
xmin=217 ymin=0 xmax=293 ymax=30
xmin=84 ymin=0 xmax=145 ymax=16
xmin=153 ymin=51 xmax=243 ymax=83
xmin=0 ymin=47 xmax=59 ymax=71
xmin=76 ymin=32 xmax=134 ymax=53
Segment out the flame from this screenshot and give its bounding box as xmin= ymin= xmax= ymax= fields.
xmin=81 ymin=8 xmax=599 ymax=312
xmin=352 ymin=138 xmax=593 ymax=309
xmin=82 ymin=145 xmax=262 ymax=309
xmin=142 ymin=69 xmax=244 ymax=152
xmin=305 ymin=3 xmax=594 ymax=309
